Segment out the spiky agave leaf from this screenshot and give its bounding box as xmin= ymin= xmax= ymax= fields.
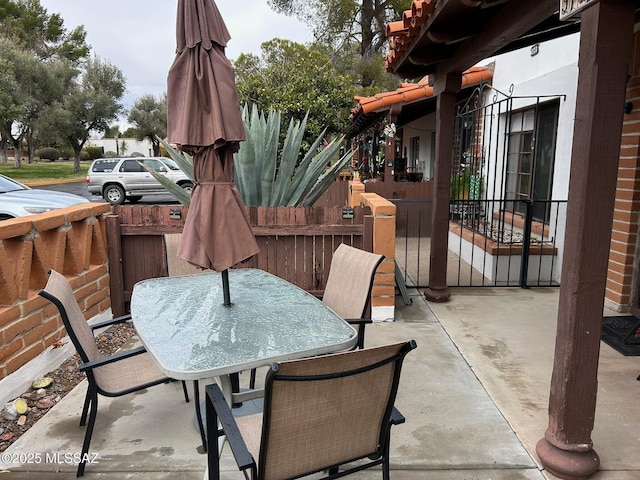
xmin=157 ymin=136 xmax=194 ymax=181
xmin=300 ymin=148 xmax=355 ymax=206
xmin=139 ymin=160 xmax=192 ymax=206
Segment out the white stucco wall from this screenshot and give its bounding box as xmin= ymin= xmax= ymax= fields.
xmin=86 ymin=137 xmax=155 ymax=157
xmin=479 ymin=33 xmax=580 ymax=203
xmin=474 ymin=33 xmax=580 ymax=283
xmin=401 ymin=114 xmax=436 ymax=180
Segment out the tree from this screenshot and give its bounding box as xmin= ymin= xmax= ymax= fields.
xmin=234 ymin=39 xmax=357 ymax=145
xmin=102 ymin=124 xmax=122 ymax=138
xmin=48 ymin=57 xmax=126 ymax=173
xmin=0 ymin=0 xmax=90 ymax=165
xmin=0 ymin=0 xmax=89 ymax=63
xmin=0 ymin=38 xmax=73 ymax=166
xmin=128 ymin=93 xmax=167 ymax=156
xmin=268 ymin=0 xmax=409 ymax=90
xmin=0 ymin=43 xmax=18 ymax=164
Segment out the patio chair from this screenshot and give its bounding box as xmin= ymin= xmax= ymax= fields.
xmin=206 ymin=340 xmax=417 ymax=480
xmin=164 ymin=233 xmax=206 ymax=276
xmin=321 ymin=243 xmax=385 ymax=348
xmin=249 ymin=243 xmax=384 ymax=389
xmin=39 ymin=269 xmax=189 ymax=477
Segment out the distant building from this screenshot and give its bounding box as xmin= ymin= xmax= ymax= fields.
xmin=86 ymin=137 xmax=154 ymax=157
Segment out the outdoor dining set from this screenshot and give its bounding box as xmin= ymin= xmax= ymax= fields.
xmin=35 ymin=0 xmax=418 ymax=477
xmin=39 ymin=243 xmax=416 ymax=479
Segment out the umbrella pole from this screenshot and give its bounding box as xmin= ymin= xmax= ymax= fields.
xmin=222 ymin=269 xmax=232 ymax=306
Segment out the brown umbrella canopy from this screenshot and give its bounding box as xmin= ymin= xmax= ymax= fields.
xmin=167 ymin=0 xmax=259 ymax=272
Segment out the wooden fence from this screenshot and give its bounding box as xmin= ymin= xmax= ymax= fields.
xmin=364 ymin=180 xmax=433 ymax=237
xmin=306 ymin=180 xmax=434 ymax=237
xmin=107 ymin=204 xmax=373 ymax=316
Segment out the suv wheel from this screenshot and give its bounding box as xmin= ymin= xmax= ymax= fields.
xmin=181 ymin=181 xmax=194 ymax=195
xmin=104 ymin=184 xmax=126 ymax=205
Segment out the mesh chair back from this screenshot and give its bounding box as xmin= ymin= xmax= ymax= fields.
xmin=322 ymin=244 xmax=384 ymax=319
xmin=259 ymin=341 xmax=414 ymax=480
xmin=40 ymin=270 xmax=168 ymax=396
xmin=40 ymin=270 xmax=101 ymax=363
xmin=164 ymin=234 xmax=206 ymax=276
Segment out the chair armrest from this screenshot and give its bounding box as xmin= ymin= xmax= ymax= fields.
xmin=90 ymin=313 xmax=132 ymax=331
xmin=206 ymin=383 xmax=255 ymax=473
xmin=390 ymin=406 xmax=406 ymax=426
xmin=345 ymin=318 xmax=373 ymax=326
xmin=78 ymin=345 xmax=147 ymax=372
xmin=345 ymin=318 xmax=373 ymax=350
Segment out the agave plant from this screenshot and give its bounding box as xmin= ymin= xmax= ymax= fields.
xmin=235 ymin=104 xmax=354 ymax=206
xmin=142 ymin=136 xmax=194 ymax=206
xmin=150 ymin=105 xmax=354 ymax=207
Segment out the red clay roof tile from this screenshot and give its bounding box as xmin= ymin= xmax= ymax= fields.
xmin=351 ymin=65 xmax=492 ymax=119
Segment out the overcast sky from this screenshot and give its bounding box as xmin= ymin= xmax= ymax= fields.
xmin=38 ymin=0 xmax=312 ymax=123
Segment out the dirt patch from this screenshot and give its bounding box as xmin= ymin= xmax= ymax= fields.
xmin=0 ymin=323 xmax=135 ymax=452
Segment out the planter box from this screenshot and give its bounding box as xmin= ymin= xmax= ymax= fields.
xmin=449 ymin=222 xmax=558 ymax=284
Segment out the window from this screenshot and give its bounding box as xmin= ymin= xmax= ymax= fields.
xmin=91 ymin=159 xmax=119 ymax=173
xmin=505 ymin=101 xmax=558 ymax=222
xmin=142 ymin=158 xmax=166 ymax=172
xmin=120 ymin=160 xmax=143 ymax=172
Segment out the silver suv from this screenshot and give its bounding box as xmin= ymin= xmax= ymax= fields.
xmin=86 ymin=157 xmax=193 ymax=205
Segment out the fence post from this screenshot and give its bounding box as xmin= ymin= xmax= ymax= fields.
xmin=106 ymin=214 xmax=126 ymax=317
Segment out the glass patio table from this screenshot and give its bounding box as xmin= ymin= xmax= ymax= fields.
xmin=130 ymin=268 xmax=358 ymax=415
xmin=131 ymin=268 xmax=357 ymax=379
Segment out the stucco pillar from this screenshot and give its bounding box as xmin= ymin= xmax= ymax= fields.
xmin=424 ymin=72 xmax=461 ymax=302
xmin=536 ymin=2 xmax=635 ymax=479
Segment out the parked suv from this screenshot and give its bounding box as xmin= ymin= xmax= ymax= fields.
xmin=86 ymin=157 xmax=193 ymax=205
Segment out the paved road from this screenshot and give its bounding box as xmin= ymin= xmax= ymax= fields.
xmin=34 ymin=181 xmax=179 ymax=205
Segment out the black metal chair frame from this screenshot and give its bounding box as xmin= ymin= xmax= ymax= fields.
xmin=207 ymin=340 xmax=417 ymax=480
xmin=249 ymin=245 xmax=384 ymax=389
xmin=39 ymin=273 xmax=189 ymax=477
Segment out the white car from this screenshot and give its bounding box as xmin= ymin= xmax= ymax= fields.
xmin=0 ymin=174 xmax=89 ymax=220
xmin=86 ymin=157 xmax=193 ymax=205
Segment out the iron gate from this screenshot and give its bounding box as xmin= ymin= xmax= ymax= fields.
xmin=394 ymin=85 xmax=568 ymax=288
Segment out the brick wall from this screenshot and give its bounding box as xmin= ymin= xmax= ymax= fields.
xmin=0 ymin=203 xmax=112 ymax=379
xmin=606 ymin=30 xmax=640 ymax=311
xmin=348 ymin=182 xmax=397 ymax=321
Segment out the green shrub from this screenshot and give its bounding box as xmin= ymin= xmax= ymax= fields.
xmin=79 ymin=151 xmax=90 ymax=161
xmin=104 ymin=151 xmax=118 ymax=158
xmin=58 ymin=147 xmax=74 ymax=160
xmin=35 ymin=147 xmax=60 ymax=161
xmin=84 ymin=146 xmax=104 ymax=160
xmin=130 ymin=151 xmax=145 ymax=157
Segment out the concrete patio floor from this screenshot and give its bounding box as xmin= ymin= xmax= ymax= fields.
xmin=2 ymin=287 xmax=639 ymax=479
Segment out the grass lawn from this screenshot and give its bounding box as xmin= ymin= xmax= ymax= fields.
xmin=0 ymin=160 xmax=89 ymax=185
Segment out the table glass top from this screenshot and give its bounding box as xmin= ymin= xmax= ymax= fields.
xmin=131 ymin=269 xmax=357 ymax=379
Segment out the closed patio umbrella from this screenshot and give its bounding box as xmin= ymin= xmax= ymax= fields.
xmin=167 ymin=0 xmax=259 ymax=305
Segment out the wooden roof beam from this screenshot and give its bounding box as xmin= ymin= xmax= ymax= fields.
xmin=436 ymin=0 xmax=558 ymax=75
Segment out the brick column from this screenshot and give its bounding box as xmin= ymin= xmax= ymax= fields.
xmin=605 ymin=29 xmax=640 ymax=311
xmin=349 ymin=190 xmax=396 ymax=321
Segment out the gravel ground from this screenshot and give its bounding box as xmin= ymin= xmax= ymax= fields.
xmin=0 ymin=323 xmax=135 ymax=452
